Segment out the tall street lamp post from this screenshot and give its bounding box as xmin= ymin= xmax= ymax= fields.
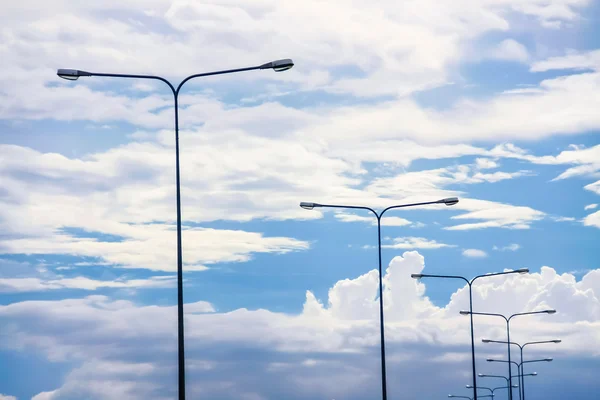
xmin=300 ymin=197 xmax=459 ymax=400
xmin=57 ymin=59 xmax=295 ymax=400
xmin=411 ymin=269 xmax=529 ymax=400
xmin=463 ymin=310 xmax=556 ymax=400
xmin=482 ymin=339 xmax=560 ymax=400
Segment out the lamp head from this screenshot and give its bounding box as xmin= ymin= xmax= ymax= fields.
xmin=545 ymin=358 xmax=553 ymax=362
xmin=57 ymin=69 xmax=91 ymax=80
xmin=478 ymin=373 xmax=485 ymax=377
xmin=465 ymin=385 xmax=473 ymax=388
xmin=441 ymin=197 xmax=459 ymax=206
xmin=545 ymin=309 xmax=557 ymax=314
xmin=460 ymin=310 xmax=471 ymax=315
xmin=411 ymin=274 xmax=423 ymax=279
xmin=299 ymin=202 xmax=318 ymax=210
xmin=482 ymin=339 xmax=491 ymax=343
xmin=260 ymin=58 xmax=294 ymax=72
xmin=486 ymin=358 xmax=495 ymax=362
xmin=532 ymin=372 xmax=538 ymax=376
xmin=517 ymin=268 xmax=529 ymax=274
xmin=512 ymin=385 xmax=519 ymax=388
xmin=552 ymin=339 xmax=562 ymax=343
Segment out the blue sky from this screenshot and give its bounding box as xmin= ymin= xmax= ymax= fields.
xmin=1 ymin=1 xmax=600 ymax=399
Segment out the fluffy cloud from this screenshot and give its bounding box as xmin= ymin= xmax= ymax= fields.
xmin=0 ymin=395 xmax=17 ymax=400
xmin=489 ymin=39 xmax=530 ymax=62
xmin=0 ymin=275 xmax=178 ymax=293
xmin=382 ymin=237 xmax=455 ymax=250
xmin=1 ymin=251 xmax=598 ymax=400
xmin=0 ymin=223 xmax=309 ymax=272
xmin=493 ymin=243 xmax=521 ymax=252
xmin=585 ymin=204 xmax=598 ymax=210
xmin=584 ymin=210 xmax=600 ymax=228
xmin=462 ymin=249 xmax=488 ymax=258
xmin=334 ymin=212 xmax=412 ymax=227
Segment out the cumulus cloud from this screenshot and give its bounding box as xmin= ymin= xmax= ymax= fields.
xmin=1 ymin=251 xmax=598 ymax=400
xmin=462 ymin=249 xmax=488 ymax=258
xmin=0 ymin=395 xmax=17 ymax=400
xmin=585 ymin=204 xmax=598 ymax=210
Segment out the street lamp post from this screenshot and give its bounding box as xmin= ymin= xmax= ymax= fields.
xmin=410 ymin=269 xmax=529 ymax=400
xmin=300 ymin=197 xmax=459 ymax=400
xmin=58 ymin=59 xmax=294 ymax=400
xmin=482 ymin=339 xmax=560 ymax=400
xmin=465 ymin=310 xmax=556 ymax=400
xmin=487 ymin=358 xmax=553 ymax=400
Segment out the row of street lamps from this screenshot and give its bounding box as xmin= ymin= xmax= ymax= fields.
xmin=301 ymin=201 xmax=560 ymax=400
xmin=58 ymin=59 xmax=559 ymax=400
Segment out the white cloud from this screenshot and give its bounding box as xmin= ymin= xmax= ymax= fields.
xmin=493 ymin=243 xmax=521 ymax=252
xmin=1 ymin=252 xmax=598 ymax=400
xmin=585 ymin=180 xmax=600 ymax=195
xmin=0 ymin=225 xmax=309 ymax=272
xmin=585 ymin=204 xmax=598 ymax=210
xmin=531 ymin=49 xmax=600 ymax=72
xmin=489 ymin=39 xmax=529 ymax=62
xmin=475 ymin=158 xmax=498 ymax=170
xmin=0 ymin=275 xmax=179 ymax=293
xmin=446 ymin=198 xmax=545 ymax=231
xmin=462 ymin=249 xmax=488 ymax=258
xmin=584 ymin=210 xmax=600 ymax=228
xmin=382 ymin=237 xmax=455 ymax=250
xmin=334 ymin=213 xmax=412 ymax=227
xmin=0 ymin=395 xmax=17 ymax=400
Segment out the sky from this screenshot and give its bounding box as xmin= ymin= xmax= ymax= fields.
xmin=1 ymin=0 xmax=600 ymax=399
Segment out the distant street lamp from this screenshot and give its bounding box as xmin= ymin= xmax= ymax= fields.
xmin=467 ymin=384 xmax=519 ymax=399
xmin=300 ymin=197 xmax=459 ymax=400
xmin=487 ymin=357 xmax=552 ymax=400
xmin=411 ymin=269 xmax=529 ymax=400
xmin=482 ymin=339 xmax=560 ymax=400
xmin=463 ymin=310 xmax=556 ymax=400
xmin=58 ymin=59 xmax=294 ymax=400
xmin=478 ymin=372 xmax=537 ymax=396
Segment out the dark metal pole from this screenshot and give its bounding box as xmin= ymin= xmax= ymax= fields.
xmin=376 ymin=215 xmax=387 ymax=400
xmin=298 ymin=199 xmax=459 ymax=400
xmin=520 ymin=348 xmax=525 ymax=400
xmin=469 ymin=283 xmax=478 ymax=400
xmin=173 ymin=92 xmax=186 ymax=400
xmin=506 ymin=320 xmax=513 ymax=400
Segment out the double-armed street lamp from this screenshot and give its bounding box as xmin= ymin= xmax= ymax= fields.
xmin=300 ymin=197 xmax=459 ymax=400
xmin=466 ymin=384 xmax=519 ymax=399
xmin=410 ymin=269 xmax=529 ymax=400
xmin=58 ymin=59 xmax=295 ymax=400
xmin=460 ymin=310 xmax=556 ymax=400
xmin=486 ymin=357 xmax=553 ymax=400
xmin=478 ymin=372 xmax=537 ymax=399
xmin=482 ymin=339 xmax=560 ymax=400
